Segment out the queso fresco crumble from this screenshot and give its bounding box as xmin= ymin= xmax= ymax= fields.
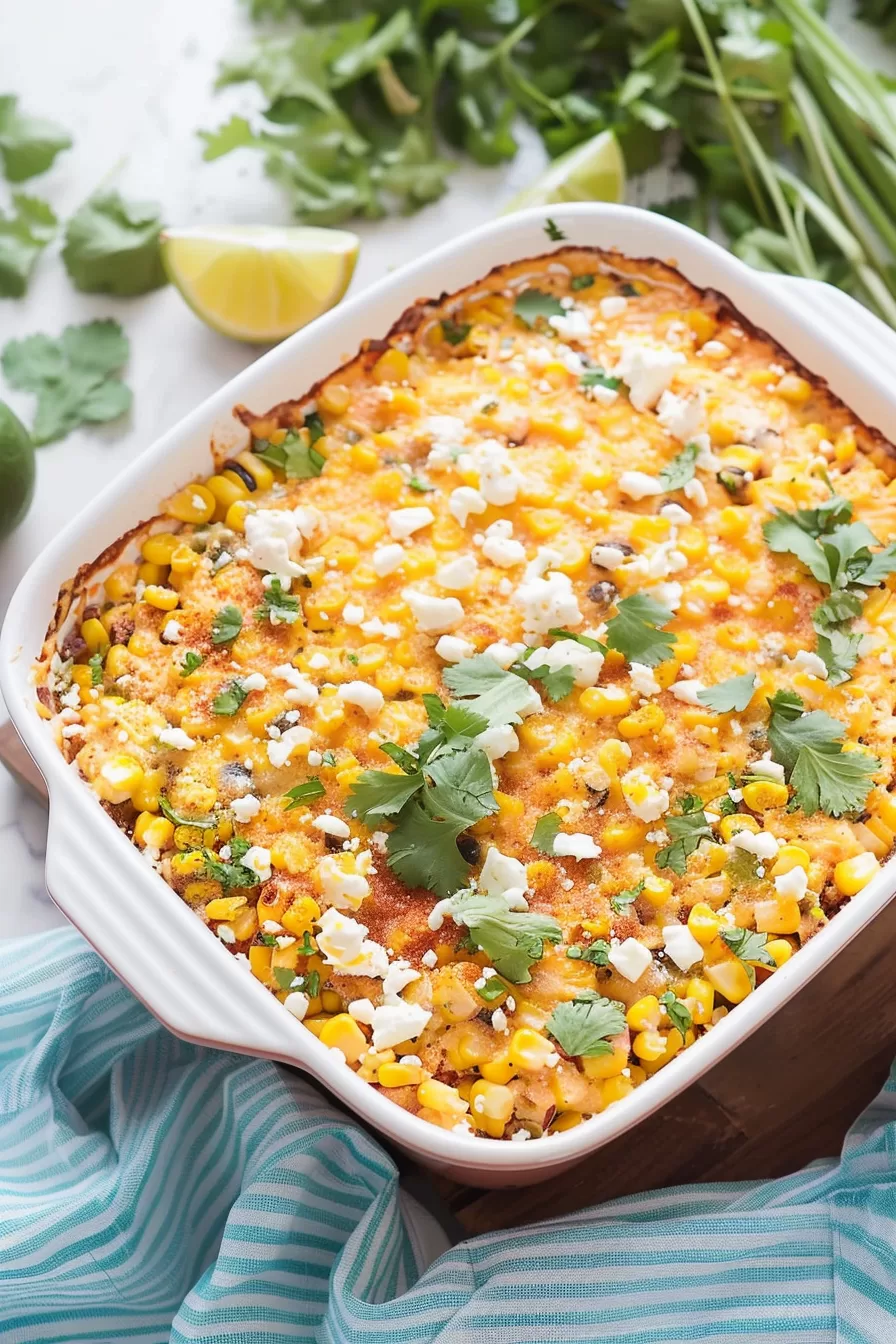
xmin=37 ymin=243 xmax=896 ymax=1141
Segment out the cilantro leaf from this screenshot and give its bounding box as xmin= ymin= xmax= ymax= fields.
xmin=420 ymin=697 xmax=488 ymax=745
xmin=660 ymin=991 xmax=692 ymax=1036
xmin=0 ymin=193 xmax=56 ymax=297
xmin=656 ymin=796 xmax=712 ymax=875
xmin=547 ymin=993 xmax=626 ymax=1057
xmin=425 ymin=749 xmax=498 ymax=829
xmin=544 ymin=217 xmax=566 ymax=241
xmin=272 ymin=966 xmax=299 ymax=991
xmin=348 ymin=767 xmax=423 ymax=823
xmin=853 ymin=542 xmax=896 ymax=587
xmin=659 ymin=440 xmax=700 ymax=491
xmin=255 ymin=578 xmax=301 ymax=626
xmin=604 ymin=594 xmax=677 ymax=667
xmin=179 ymin=650 xmax=203 ymax=678
xmin=213 ymin=679 xmax=249 ymax=716
xmin=611 ymin=879 xmax=645 ymax=914
xmin=203 ymin=850 xmax=260 ymax=890
xmin=0 ymin=96 xmax=71 ymax=181
xmin=158 ymin=795 xmax=216 ymax=827
xmin=762 ymin=509 xmax=835 ymax=584
xmin=283 ymin=779 xmax=325 ymax=809
xmin=442 ymin=889 xmax=562 ymax=982
xmin=720 ymin=927 xmax=774 ymax=982
xmin=697 ymin=673 xmax=757 ymax=713
xmin=379 ymin=741 xmax=422 ymax=773
xmin=441 ymin=317 xmax=471 ymax=345
xmin=514 ymin=657 xmax=576 ymax=703
xmin=566 ymin=940 xmax=610 ymax=965
xmin=547 ymin=628 xmax=605 ymax=651
xmin=87 ymin=651 xmax=103 ymax=686
xmin=570 ymin=274 xmax=594 ymax=291
xmin=62 ymin=190 xmax=166 ymax=296
xmin=513 ymin=288 xmax=565 ymax=328
xmin=530 ymin=812 xmax=561 ymax=854
xmin=767 ymin=689 xmax=879 ymax=815
xmin=814 ymin=619 xmax=865 ymax=685
xmin=211 ymin=604 xmax=243 ymax=645
xmin=580 ymin=366 xmax=621 ymax=392
xmin=477 ymin=975 xmax=508 ymax=1002
xmin=385 ymin=803 xmax=474 ymax=898
xmin=0 ymin=319 xmax=131 ymax=446
xmin=443 ymin=654 xmax=536 ymax=727
xmin=253 ymin=427 xmax=325 ymax=478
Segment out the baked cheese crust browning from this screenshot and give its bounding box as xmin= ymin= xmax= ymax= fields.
xmin=37 ymin=246 xmax=896 ymax=1140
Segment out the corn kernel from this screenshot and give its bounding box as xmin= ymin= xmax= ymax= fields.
xmin=469 ymin=1080 xmax=515 ymax=1137
xmin=379 ymin=1061 xmax=423 ymax=1088
xmin=417 ymin=1078 xmax=469 ymax=1117
xmin=754 ymin=897 xmax=801 ymax=935
xmin=601 ymin=1075 xmax=634 ymax=1107
xmin=632 ymin=1029 xmax=666 ymax=1062
xmin=96 ymin=754 xmax=144 ymax=804
xmin=133 ymin=812 xmax=175 ymax=849
xmin=479 ymin=1052 xmax=518 ymax=1084
xmin=776 ymin=373 xmax=812 ymax=405
xmin=165 ymin=483 xmax=216 ymax=524
xmin=629 ymin=516 xmax=670 ymax=545
xmin=676 ymin=526 xmax=708 ymax=561
xmin=833 ymin=852 xmax=880 ymax=896
xmin=627 ymin=995 xmax=662 ymax=1031
xmin=104 ymin=565 xmax=138 ymax=602
xmin=742 ymin=780 xmax=789 ymax=812
xmin=372 ymin=348 xmax=409 ymax=384
xmin=508 ymin=1028 xmax=556 ymax=1072
xmin=641 ymin=874 xmax=673 ymax=908
xmin=618 ymin=704 xmax=665 ymax=738
xmin=601 ymin=819 xmax=648 ymax=852
xmin=205 ymin=895 xmax=248 ymax=921
xmin=719 ymin=813 xmax=759 ymax=842
xmin=582 ymin=1043 xmax=628 ymax=1079
xmin=318 ymin=1014 xmax=368 ymax=1063
xmin=769 ymin=845 xmax=811 ymax=878
xmin=281 ymin=896 xmax=321 ymax=936
xmin=142 ymin=584 xmax=179 ymax=612
xmin=141 ymin=532 xmax=180 ymax=566
xmin=80 ymin=618 xmax=110 ymax=655
xmin=685 ymin=976 xmax=714 ymax=1024
xmin=580 ymin=685 xmax=631 ymax=719
xmin=687 ymin=902 xmax=722 ymax=945
xmin=704 ymin=958 xmax=753 ymax=1004
xmin=765 ymin=938 xmax=793 ymax=967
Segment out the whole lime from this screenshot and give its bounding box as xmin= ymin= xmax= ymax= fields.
xmin=0 ymin=400 xmax=35 ymax=540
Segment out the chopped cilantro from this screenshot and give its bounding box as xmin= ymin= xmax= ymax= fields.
xmin=610 ymin=879 xmax=645 ymax=914
xmin=513 ymin=288 xmax=565 ymax=328
xmin=566 ymin=940 xmax=610 ymax=965
xmin=283 ymin=779 xmax=326 ymax=810
xmin=272 ymin=967 xmax=298 ymax=991
xmin=211 ymin=603 xmax=243 ymax=645
xmin=252 ymin=427 xmax=325 ymax=478
xmin=87 ymin=651 xmax=103 ymax=686
xmin=296 ymin=932 xmax=315 ymax=957
xmin=546 ymin=992 xmax=626 ymax=1057
xmin=477 ymin=975 xmax=508 ymax=1002
xmin=255 ymin=578 xmax=301 ymax=626
xmin=179 ymin=650 xmax=203 ymax=678
xmin=660 ymin=991 xmax=692 ymax=1036
xmin=259 ymin=932 xmax=278 ymax=947
xmin=320 ymin=751 xmax=336 ymax=767
xmin=203 ymin=849 xmax=259 ymax=889
xmin=274 ymin=967 xmax=320 ymax=995
xmin=443 ymin=654 xmax=536 ymax=727
xmin=656 ymin=795 xmax=713 ymax=876
xmin=570 ymin=273 xmax=594 ymax=291
xmin=717 ymin=793 xmax=738 ymax=817
xmin=440 ymin=888 xmax=562 ymax=983
xmin=697 ymin=673 xmax=757 ymax=713
xmin=543 ymin=217 xmax=566 ymax=241
xmin=512 ymin=655 xmax=576 ymax=703
xmin=766 ymin=689 xmax=879 ymax=816
xmin=441 ymin=317 xmax=471 ymax=346
xmin=304 ymin=411 xmax=325 ymax=445
xmin=530 ymin=811 xmax=561 ymax=855
xmin=580 ymin=366 xmax=621 ymax=393
xmin=658 ymin=440 xmax=700 ymax=492
xmin=548 ymin=627 xmax=606 ymax=652
xmin=719 ymin=927 xmax=774 ymax=988
xmin=408 ymin=474 xmax=435 ymax=492
xmin=604 ymin=594 xmax=677 ymax=667
xmin=212 ymin=679 xmax=249 ymax=716
xmin=158 ymin=795 xmax=216 ymax=827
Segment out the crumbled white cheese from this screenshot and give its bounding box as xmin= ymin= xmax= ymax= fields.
xmin=599 ymin=295 xmax=628 ymax=319
xmin=731 ymin=830 xmax=780 ymax=860
xmin=775 ymin=865 xmax=809 ymax=900
xmin=283 ymin=991 xmax=310 ymax=1020
xmin=474 ymin=723 xmax=520 ymax=762
xmin=316 ymin=907 xmax=388 ymax=975
xmin=372 ymin=543 xmax=406 ymax=577
xmin=524 ymin=638 xmax=603 ymax=689
xmin=683 ymin=478 xmax=708 ymax=508
xmin=242 ymin=846 xmax=272 ymax=882
xmin=789 ymin=649 xmax=829 ymax=679
xmin=591 ymin=544 xmax=629 ymax=569
xmin=382 ymin=959 xmax=421 ymax=1001
xmin=342 ymin=602 xmax=365 ymax=625
xmin=403 ymin=589 xmax=464 ymax=634
xmin=435 ymin=634 xmax=475 ymax=662
xmin=669 ymin=679 xmax=706 ymax=705
xmin=436 ymin=554 xmax=478 ymax=590
xmin=480 ymin=846 xmax=527 ymax=898
xmin=483 ymin=640 xmax=523 ymax=669
xmin=662 ymin=924 xmax=704 ymax=972
xmin=231 ymin=794 xmax=261 ymax=823
xmin=458 ymin=439 xmax=525 ymax=507
xmin=312 ymin=814 xmax=351 ymax=839
xmin=338 ymin=681 xmax=385 ymax=717
xmin=513 ymin=568 xmax=582 ymax=637
xmin=421 ymin=948 xmax=438 ymax=969
xmin=618 ymin=470 xmax=664 ymax=501
xmin=614 ymin=340 xmax=686 ymax=411
xmin=388 ymin=506 xmax=434 ymax=540
xmin=241 ymin=672 xmax=267 ymax=693
xmin=700 ymin=340 xmax=730 ymax=358
xmin=608 ymin=938 xmax=653 ymax=982
xmin=481 ymin=519 xmax=526 ymax=569
xmin=449 ymin=486 xmax=488 ymax=528
xmin=158 ymin=726 xmax=196 ymax=750
xmin=660 ymin=502 xmax=692 ymax=524
xmin=370 ymin=1002 xmax=432 ymax=1052
xmin=656 ymin=389 xmax=704 ymax=443
xmin=266 ymin=725 xmax=312 ymax=768
xmin=548 ymin=308 xmax=591 ymax=340
xmin=244 ymin=509 xmax=308 ymax=582
xmin=273 ymin=664 xmax=319 ymax=706
xmin=621 ymin=767 xmax=670 ymax=822
xmin=630 ymin=663 xmax=661 ymax=698
xmin=162 ymin=619 xmax=182 ymax=643
xmin=423 ymin=414 xmax=468 ymax=466
xmin=750 ymin=755 xmax=786 ymax=783
xmin=553 ymin=832 xmax=601 ymax=860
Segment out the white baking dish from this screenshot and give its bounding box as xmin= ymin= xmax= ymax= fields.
xmin=4 ymin=203 xmax=896 ymax=1187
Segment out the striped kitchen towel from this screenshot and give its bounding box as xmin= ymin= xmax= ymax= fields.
xmin=0 ymin=929 xmax=894 ymax=1344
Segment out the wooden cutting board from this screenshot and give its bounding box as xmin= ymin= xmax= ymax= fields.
xmin=3 ymin=715 xmax=893 ymax=1236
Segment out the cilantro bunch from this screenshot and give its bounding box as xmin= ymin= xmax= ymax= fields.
xmin=763 ymin=494 xmax=896 ymax=682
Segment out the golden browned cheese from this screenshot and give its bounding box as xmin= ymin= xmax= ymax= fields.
xmin=37 ymin=247 xmax=896 ymax=1140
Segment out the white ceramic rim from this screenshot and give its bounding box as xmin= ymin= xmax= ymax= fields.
xmin=4 ymin=203 xmax=896 ymax=1177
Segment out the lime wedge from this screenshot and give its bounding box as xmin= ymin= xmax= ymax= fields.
xmin=504 ymin=130 xmax=626 ymax=213
xmin=0 ymin=400 xmax=35 ymax=540
xmin=160 ymin=225 xmax=360 ymax=344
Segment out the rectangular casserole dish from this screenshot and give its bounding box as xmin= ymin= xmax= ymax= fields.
xmin=4 ymin=202 xmax=896 ymax=1188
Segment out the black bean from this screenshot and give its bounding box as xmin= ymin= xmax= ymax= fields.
xmin=457 ymin=834 xmax=481 ymax=864
xmin=587 ymin=581 xmax=617 ymax=607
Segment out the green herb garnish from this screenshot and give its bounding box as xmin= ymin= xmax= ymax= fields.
xmin=604 ymin=594 xmax=677 ymax=667
xmin=1 ymin=319 xmax=131 ymax=446
xmin=283 ymin=779 xmax=326 ymax=810
xmin=179 ymin=650 xmax=203 ymax=678
xmin=697 ymin=673 xmax=758 ymax=713
xmin=766 ymin=689 xmax=879 ymax=816
xmin=212 ymin=679 xmax=249 ymax=716
xmin=513 ymin=288 xmax=565 ymax=328
xmin=546 ymin=992 xmax=626 ymax=1057
xmin=656 ymin=795 xmax=713 ymax=876
xmin=255 ymin=578 xmax=301 ymax=626
xmin=211 ymin=604 xmax=243 ymax=645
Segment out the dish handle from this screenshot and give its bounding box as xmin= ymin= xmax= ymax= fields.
xmin=771 ymin=275 xmax=896 ymax=375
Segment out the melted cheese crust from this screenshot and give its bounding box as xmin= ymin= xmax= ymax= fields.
xmin=38 ymin=247 xmax=896 ymax=1140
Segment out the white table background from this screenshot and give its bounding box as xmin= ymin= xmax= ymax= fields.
xmin=0 ymin=0 xmax=881 ymax=935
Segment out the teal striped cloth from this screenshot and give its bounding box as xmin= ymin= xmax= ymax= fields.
xmin=1 ymin=929 xmax=894 ymax=1343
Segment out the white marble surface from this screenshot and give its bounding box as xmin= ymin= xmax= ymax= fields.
xmin=0 ymin=0 xmax=882 ymax=935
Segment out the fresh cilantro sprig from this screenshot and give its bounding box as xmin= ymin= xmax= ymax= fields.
xmin=211 ymin=604 xmax=243 ymax=645
xmin=658 ymin=440 xmax=700 ymax=491
xmin=611 ymin=879 xmax=645 ymax=914
xmin=253 ymin=423 xmax=326 ymax=478
xmin=0 ymin=193 xmax=56 ymax=298
xmin=604 ymin=594 xmax=677 ymax=667
xmin=213 ymin=679 xmax=249 ymax=716
xmin=580 ymin=366 xmax=621 ymax=393
xmin=440 ymin=888 xmax=562 ymax=983
xmin=513 ymin=288 xmax=565 ymax=328
xmin=179 ymin=650 xmax=203 ymax=678
xmin=283 ymin=779 xmax=326 ymax=810
xmin=660 ymin=991 xmax=692 ymax=1036
xmin=1 ymin=319 xmax=131 ymax=446
xmin=511 ymin=654 xmax=576 ymax=703
xmin=570 ymin=274 xmax=594 ymax=291
xmin=656 ymin=795 xmax=713 ymax=875
xmin=203 ymin=848 xmax=260 ymax=890
xmin=566 ymin=939 xmax=610 ymax=965
xmin=697 ymin=673 xmax=757 ymax=713
xmin=0 ymin=95 xmax=71 ymax=182
xmin=442 ymin=654 xmax=536 ymax=726
xmin=62 ymin=190 xmax=167 ymax=296
xmin=441 ymin=317 xmax=471 ymax=345
xmin=766 ymin=689 xmax=879 ymax=816
xmin=158 ymin=795 xmax=216 ymax=828
xmin=719 ymin=927 xmax=774 ymax=988
xmin=255 ymin=578 xmax=301 ymax=626
xmin=546 ymin=991 xmax=626 ymax=1057
xmin=530 ymin=812 xmax=561 ymax=855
